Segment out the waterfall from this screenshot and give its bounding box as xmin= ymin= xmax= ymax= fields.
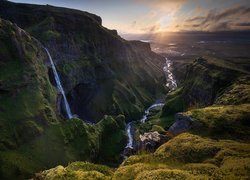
xmin=126 ymin=122 xmax=133 ymax=148
xmin=44 ymin=48 xmax=73 ymax=119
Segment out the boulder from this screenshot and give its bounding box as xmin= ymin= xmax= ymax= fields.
xmin=168 ymin=113 xmax=194 ymax=136
xmin=138 ymin=131 xmax=168 ymax=152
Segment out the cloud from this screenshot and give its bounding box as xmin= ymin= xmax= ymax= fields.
xmin=184 ymin=5 xmax=250 ymax=31
xmin=131 ymin=20 xmax=137 ymax=27
xmin=136 ymin=0 xmax=187 ymax=15
xmin=141 ymin=24 xmax=161 ymax=33
xmin=235 ymin=22 xmax=250 ymax=26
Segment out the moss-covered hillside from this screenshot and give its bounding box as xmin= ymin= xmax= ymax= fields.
xmin=34 ymin=55 xmax=250 ymax=180
xmin=0 ymin=18 xmax=128 ymax=179
xmin=37 ymin=133 xmax=250 ymax=180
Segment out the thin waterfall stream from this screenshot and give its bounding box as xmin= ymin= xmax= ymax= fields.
xmin=44 ymin=48 xmax=73 ymax=119
xmin=125 ymin=57 xmax=177 ymax=150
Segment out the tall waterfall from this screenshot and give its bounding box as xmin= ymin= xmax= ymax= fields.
xmin=44 ymin=48 xmax=73 ymax=119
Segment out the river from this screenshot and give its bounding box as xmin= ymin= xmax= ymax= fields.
xmin=125 ymin=57 xmax=177 ymax=149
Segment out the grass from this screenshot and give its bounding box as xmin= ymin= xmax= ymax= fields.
xmin=0 ymin=116 xmax=127 ymax=179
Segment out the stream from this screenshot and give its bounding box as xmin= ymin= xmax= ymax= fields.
xmin=125 ymin=57 xmax=177 ymax=150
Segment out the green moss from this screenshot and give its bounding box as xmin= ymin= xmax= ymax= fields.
xmin=113 ymin=163 xmax=168 ymax=180
xmin=42 ymin=30 xmax=60 ymax=41
xmin=135 ymin=169 xmax=194 ymax=180
xmin=215 ymin=75 xmax=250 ymax=105
xmin=161 ymin=88 xmax=184 ymax=116
xmin=112 ymin=133 xmax=250 ymax=179
xmin=37 ymin=162 xmax=113 ymax=180
xmin=151 ymin=125 xmax=167 ymax=134
xmin=185 ymin=104 xmax=250 ymax=140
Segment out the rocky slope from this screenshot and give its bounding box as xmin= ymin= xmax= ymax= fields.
xmin=0 ymin=0 xmax=165 ymax=122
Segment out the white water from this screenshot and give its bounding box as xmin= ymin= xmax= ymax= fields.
xmin=140 ymin=103 xmax=165 ymax=123
xmin=125 ymin=122 xmax=133 ymax=148
xmin=163 ymin=58 xmax=177 ymax=91
xmin=44 ymin=48 xmax=73 ymax=119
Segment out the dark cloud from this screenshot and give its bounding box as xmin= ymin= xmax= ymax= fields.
xmin=185 ymin=6 xmax=250 ymax=31
xmin=235 ymin=22 xmax=250 ymax=26
xmin=186 ymin=16 xmax=204 ymax=22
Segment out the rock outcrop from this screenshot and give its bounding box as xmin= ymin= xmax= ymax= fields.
xmin=168 ymin=113 xmax=194 ymax=136
xmin=138 ymin=131 xmax=168 ymax=152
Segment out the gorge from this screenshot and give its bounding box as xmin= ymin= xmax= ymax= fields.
xmin=0 ymin=1 xmax=250 ymax=179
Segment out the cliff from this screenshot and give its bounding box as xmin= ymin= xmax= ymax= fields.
xmin=0 ymin=0 xmax=165 ymax=122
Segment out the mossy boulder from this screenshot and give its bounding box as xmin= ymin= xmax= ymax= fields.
xmin=35 ymin=162 xmax=113 ymax=180
xmin=185 ymin=104 xmax=250 ymax=140
xmin=114 ymin=133 xmax=250 ymax=179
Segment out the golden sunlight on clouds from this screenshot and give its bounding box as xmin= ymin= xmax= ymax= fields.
xmin=117 ymin=0 xmax=250 ymax=34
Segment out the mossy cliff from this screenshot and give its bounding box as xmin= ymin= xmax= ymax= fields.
xmin=0 ymin=18 xmax=127 ymax=179
xmin=162 ymin=57 xmax=250 ymax=117
xmin=0 ymin=0 xmax=165 ymax=122
xmin=33 ymin=53 xmax=250 ymax=180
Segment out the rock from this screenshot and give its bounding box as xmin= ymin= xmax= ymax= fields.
xmin=123 ymin=147 xmax=136 ymax=157
xmin=168 ymin=113 xmax=194 ymax=136
xmin=138 ymin=131 xmax=168 ymax=152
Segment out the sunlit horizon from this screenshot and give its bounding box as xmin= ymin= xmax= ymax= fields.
xmin=9 ymin=0 xmax=250 ymax=36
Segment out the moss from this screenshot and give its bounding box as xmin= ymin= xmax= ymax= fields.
xmin=0 ymin=115 xmax=126 ymax=179
xmin=111 ymin=133 xmax=250 ymax=179
xmin=161 ymin=88 xmax=184 ymax=116
xmin=37 ymin=162 xmax=113 ymax=180
xmin=135 ymin=169 xmax=194 ymax=180
xmin=96 ymin=115 xmax=127 ymax=164
xmin=0 ymin=19 xmax=57 ymax=151
xmin=42 ymin=30 xmax=60 ymax=41
xmin=185 ymin=104 xmax=250 ymax=140
xmin=151 ymin=125 xmax=167 ymax=134
xmin=215 ymin=75 xmax=250 ymax=105
xmin=113 ymin=163 xmax=168 ymax=180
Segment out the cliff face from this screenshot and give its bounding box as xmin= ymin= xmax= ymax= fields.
xmin=0 ymin=0 xmax=165 ymax=122
xmin=0 ymin=18 xmax=57 ymax=149
xmin=0 ymin=18 xmax=128 ymax=179
xmin=161 ymin=57 xmax=247 ymax=116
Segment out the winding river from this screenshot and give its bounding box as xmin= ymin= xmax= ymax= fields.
xmin=125 ymin=57 xmax=177 ymax=149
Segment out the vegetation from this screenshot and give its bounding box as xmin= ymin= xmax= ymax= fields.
xmin=40 ymin=133 xmax=250 ymax=179
xmin=36 ymin=162 xmax=113 ymax=180
xmin=112 ymin=133 xmax=250 ymax=179
xmin=186 ymin=104 xmax=250 ymax=140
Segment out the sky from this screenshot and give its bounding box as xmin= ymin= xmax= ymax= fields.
xmin=10 ymin=0 xmax=250 ymax=34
